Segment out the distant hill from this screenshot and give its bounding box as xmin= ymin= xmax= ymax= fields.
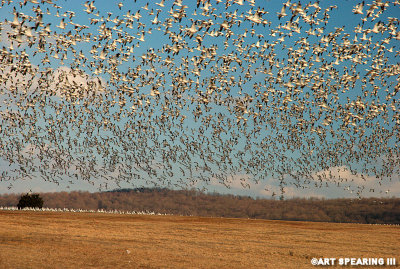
xmin=105 ymin=187 xmax=167 ymax=193
xmin=0 ymin=188 xmax=399 ymax=224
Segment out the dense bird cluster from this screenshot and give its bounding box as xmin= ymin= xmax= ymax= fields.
xmin=0 ymin=0 xmax=399 ymax=198
xmin=1 ymin=206 xmax=163 ymax=215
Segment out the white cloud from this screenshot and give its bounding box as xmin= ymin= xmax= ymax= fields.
xmin=307 ymin=166 xmax=400 ymax=198
xmin=48 ymin=66 xmax=106 ymax=98
xmin=204 ymin=167 xmax=400 ymax=199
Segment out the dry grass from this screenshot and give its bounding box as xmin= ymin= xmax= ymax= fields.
xmin=0 ymin=211 xmax=398 ymax=268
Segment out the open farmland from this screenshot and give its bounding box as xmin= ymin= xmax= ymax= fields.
xmin=0 ymin=210 xmax=398 ymax=268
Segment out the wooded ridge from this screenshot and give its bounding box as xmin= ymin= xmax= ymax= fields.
xmin=0 ymin=188 xmax=398 ymax=224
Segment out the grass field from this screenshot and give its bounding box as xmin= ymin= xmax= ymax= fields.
xmin=0 ymin=210 xmax=398 ymax=268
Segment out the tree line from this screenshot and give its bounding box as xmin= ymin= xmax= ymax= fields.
xmin=0 ymin=188 xmax=398 ymax=224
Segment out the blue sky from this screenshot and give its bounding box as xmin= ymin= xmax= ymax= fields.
xmin=0 ymin=0 xmax=399 ymax=199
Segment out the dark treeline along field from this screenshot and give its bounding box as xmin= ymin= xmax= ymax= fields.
xmin=0 ymin=188 xmax=399 ymax=224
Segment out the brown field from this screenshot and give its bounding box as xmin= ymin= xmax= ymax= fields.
xmin=0 ymin=211 xmax=398 ymax=269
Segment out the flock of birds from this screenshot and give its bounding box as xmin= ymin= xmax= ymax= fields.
xmin=0 ymin=206 xmax=163 ymax=215
xmin=0 ymin=0 xmax=399 ymax=198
